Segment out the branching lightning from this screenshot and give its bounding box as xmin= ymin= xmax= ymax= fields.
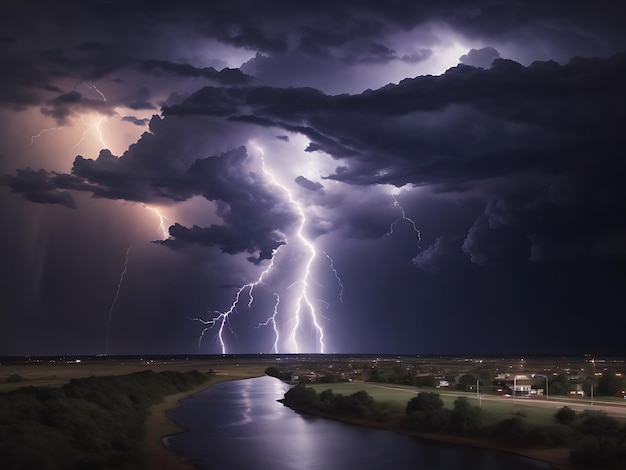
xmin=257 ymin=145 xmax=325 ymax=354
xmin=105 ymin=246 xmax=132 ymax=355
xmin=188 ymin=253 xmax=280 ymax=353
xmin=30 ymin=84 xmax=109 ymax=151
xmin=190 ymin=144 xmax=334 ymax=354
xmin=387 ymin=193 xmax=421 ymax=248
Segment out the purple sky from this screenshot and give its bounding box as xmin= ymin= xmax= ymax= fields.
xmin=1 ymin=0 xmax=625 ymax=355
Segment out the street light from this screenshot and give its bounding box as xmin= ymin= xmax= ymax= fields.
xmin=532 ymin=373 xmax=549 ymax=401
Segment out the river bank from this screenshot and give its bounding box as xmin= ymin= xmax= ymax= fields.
xmin=279 ymin=400 xmax=571 ymax=470
xmin=141 ymin=365 xmax=268 ymax=469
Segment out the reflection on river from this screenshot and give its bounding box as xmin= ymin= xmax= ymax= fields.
xmin=165 ymin=376 xmax=550 ymax=470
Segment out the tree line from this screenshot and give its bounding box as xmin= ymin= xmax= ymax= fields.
xmin=0 ymin=369 xmax=212 ymax=469
xmin=281 ymin=384 xmax=626 ymax=468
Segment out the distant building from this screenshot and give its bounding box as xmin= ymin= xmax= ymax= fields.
xmin=493 ymin=373 xmax=533 ymax=396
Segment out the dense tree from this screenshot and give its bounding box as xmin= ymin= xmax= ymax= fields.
xmin=0 ymin=370 xmax=212 ymax=469
xmin=457 ymin=373 xmax=477 ymax=391
xmin=548 ymin=374 xmax=571 ymax=396
xmin=450 ymin=397 xmax=482 ymax=433
xmin=577 ymin=410 xmax=620 ymax=436
xmin=570 ymin=436 xmax=623 ymax=467
xmin=597 ymin=373 xmax=625 ymax=397
xmin=283 ymin=383 xmax=319 ymax=408
xmin=406 ymin=392 xmax=443 ymax=414
xmin=554 ymin=406 xmax=577 ymax=425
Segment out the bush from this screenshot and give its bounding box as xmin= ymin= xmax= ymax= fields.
xmin=554 ymin=406 xmax=577 ymax=425
xmin=577 ymin=410 xmax=620 ymax=436
xmin=406 ymin=392 xmax=444 ymax=414
xmin=409 ymin=408 xmax=451 ymax=432
xmin=570 ymin=436 xmax=620 ymax=466
xmin=283 ymin=383 xmax=319 ymax=408
xmin=491 ymin=415 xmax=548 ymax=446
xmin=450 ymin=397 xmax=482 ymax=434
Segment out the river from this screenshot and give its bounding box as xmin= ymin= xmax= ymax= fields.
xmin=164 ymin=376 xmax=550 ymax=470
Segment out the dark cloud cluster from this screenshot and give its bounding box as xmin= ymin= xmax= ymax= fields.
xmin=2 ymin=0 xmax=626 ymax=355
xmin=295 ymin=176 xmax=324 ymax=192
xmin=7 ymin=53 xmax=626 ymax=265
xmin=2 ymin=168 xmax=76 ymax=208
xmin=3 ymin=1 xmax=625 ymax=112
xmin=136 ymin=60 xmax=253 ymax=85
xmin=165 ymin=54 xmax=626 ymax=189
xmin=3 ymin=117 xmax=298 ymax=261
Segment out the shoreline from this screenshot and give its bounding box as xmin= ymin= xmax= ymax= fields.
xmin=141 ymin=370 xmax=266 ymax=470
xmin=279 ymin=400 xmax=572 ymax=470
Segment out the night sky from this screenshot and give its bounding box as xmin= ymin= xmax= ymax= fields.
xmin=1 ymin=1 xmax=625 ymax=356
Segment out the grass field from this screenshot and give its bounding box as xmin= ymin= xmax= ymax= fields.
xmin=0 ymin=358 xmax=268 ymax=391
xmin=306 ymin=381 xmax=626 ymax=427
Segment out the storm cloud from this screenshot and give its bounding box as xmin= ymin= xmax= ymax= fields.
xmin=2 ymin=0 xmax=625 ymax=355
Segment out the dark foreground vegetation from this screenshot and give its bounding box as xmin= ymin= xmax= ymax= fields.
xmin=0 ymin=369 xmax=212 ymax=469
xmin=282 ymin=384 xmax=626 ymax=469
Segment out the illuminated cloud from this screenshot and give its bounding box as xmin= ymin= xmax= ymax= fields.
xmin=459 ymin=47 xmax=500 ymax=68
xmin=1 ymin=1 xmax=626 ymax=355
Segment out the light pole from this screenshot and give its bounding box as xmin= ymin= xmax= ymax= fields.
xmin=532 ymin=373 xmax=549 ymax=401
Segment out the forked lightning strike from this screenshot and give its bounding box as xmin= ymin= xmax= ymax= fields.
xmin=191 ymin=144 xmax=330 ymax=354
xmin=188 ymin=253 xmax=280 ymax=353
xmin=30 ymin=84 xmax=109 ymax=151
xmin=257 ymin=145 xmax=325 ymax=353
xmin=72 ymin=115 xmax=108 ymax=152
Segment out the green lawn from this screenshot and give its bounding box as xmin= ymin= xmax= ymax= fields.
xmin=307 ymin=382 xmax=561 ymax=426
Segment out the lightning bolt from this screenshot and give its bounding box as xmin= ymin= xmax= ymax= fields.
xmin=72 ymin=115 xmax=108 ymax=152
xmin=190 ymin=144 xmax=332 ymax=354
xmin=188 ymin=252 xmax=280 ymax=353
xmin=72 ymin=84 xmax=109 ymax=152
xmin=324 ymin=251 xmax=344 ymax=303
xmin=30 ymin=127 xmax=61 ymax=145
xmin=255 ymin=293 xmax=281 ymax=353
xmin=146 ymin=206 xmax=170 ymax=239
xmin=105 ymin=246 xmax=132 ymax=355
xmin=30 ymin=84 xmax=111 ymax=152
xmin=90 ymin=84 xmax=107 ymax=102
xmin=256 ymin=145 xmax=325 ymax=354
xmin=387 ymin=193 xmax=421 ymax=248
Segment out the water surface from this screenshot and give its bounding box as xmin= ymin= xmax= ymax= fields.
xmin=165 ymin=376 xmax=550 ymax=470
